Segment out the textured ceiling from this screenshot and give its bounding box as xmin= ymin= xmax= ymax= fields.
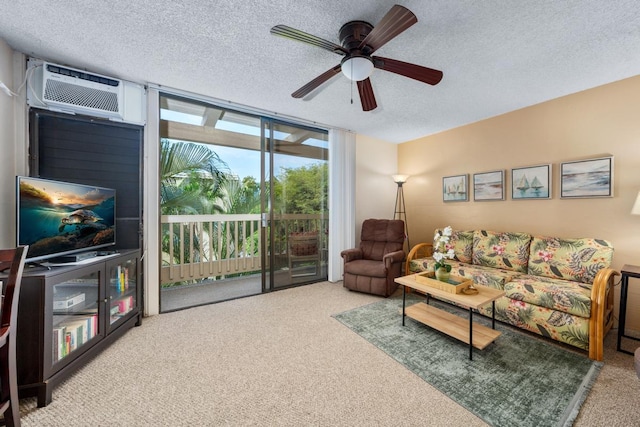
xmin=1 ymin=1 xmax=640 ymax=143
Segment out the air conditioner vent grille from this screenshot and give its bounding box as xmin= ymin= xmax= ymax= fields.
xmin=46 ymin=64 xmax=120 ymax=87
xmin=44 ymin=79 xmax=119 ymax=112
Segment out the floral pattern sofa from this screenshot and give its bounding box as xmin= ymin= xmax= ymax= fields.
xmin=405 ymin=229 xmax=618 ymax=361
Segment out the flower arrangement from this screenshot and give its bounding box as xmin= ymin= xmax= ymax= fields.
xmin=433 ymin=226 xmax=455 ymax=272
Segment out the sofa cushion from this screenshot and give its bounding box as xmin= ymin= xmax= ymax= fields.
xmin=344 ymin=259 xmax=387 ymax=278
xmin=408 ymin=257 xmax=431 ymax=274
xmin=480 ymin=297 xmax=590 ymax=350
xmin=451 ymin=262 xmax=517 ymax=290
xmin=433 ymin=229 xmax=474 ymax=263
xmin=408 ymin=258 xmax=516 ymax=290
xmin=504 ymin=275 xmax=592 ymax=318
xmin=472 ymin=230 xmax=532 ymax=273
xmin=527 ymin=236 xmax=614 ymax=284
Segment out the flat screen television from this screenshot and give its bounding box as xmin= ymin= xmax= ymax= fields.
xmin=17 ymin=176 xmax=116 ymax=262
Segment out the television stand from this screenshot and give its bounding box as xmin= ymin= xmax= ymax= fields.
xmin=49 ymin=251 xmax=98 ymax=264
xmin=7 ymin=249 xmax=142 ymax=407
xmin=25 ymin=262 xmax=52 ymax=271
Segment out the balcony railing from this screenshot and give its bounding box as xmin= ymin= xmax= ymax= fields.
xmin=161 ymin=213 xmax=327 ymax=285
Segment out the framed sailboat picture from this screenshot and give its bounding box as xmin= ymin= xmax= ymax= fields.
xmin=443 ymin=174 xmax=469 ymax=202
xmin=511 ymin=164 xmax=551 ymax=200
xmin=560 ymin=156 xmax=613 ymax=198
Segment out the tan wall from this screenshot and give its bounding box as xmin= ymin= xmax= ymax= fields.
xmin=398 ymin=75 xmax=640 ymax=333
xmin=0 ymin=41 xmax=27 ymax=249
xmin=0 ymin=39 xmax=15 ymax=247
xmin=355 ymin=134 xmax=399 ymax=244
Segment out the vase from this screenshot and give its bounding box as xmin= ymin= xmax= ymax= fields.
xmin=435 ymin=267 xmax=450 ymax=282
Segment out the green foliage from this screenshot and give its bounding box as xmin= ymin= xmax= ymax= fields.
xmin=273 ymin=163 xmax=327 ymax=214
xmin=160 ymin=139 xmax=230 ymax=215
xmin=560 ymin=326 xmax=589 ymax=349
xmin=160 ymin=138 xmax=328 ymax=283
xmin=539 ymin=293 xmax=556 ymax=309
xmin=216 ymin=176 xmax=261 ymax=215
xmin=558 ymin=239 xmax=585 ymax=251
xmin=517 ymin=306 xmax=535 ymax=323
xmin=569 ymin=294 xmax=590 ymax=315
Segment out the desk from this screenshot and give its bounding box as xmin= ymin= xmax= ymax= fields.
xmin=617 ymin=264 xmax=640 ymax=355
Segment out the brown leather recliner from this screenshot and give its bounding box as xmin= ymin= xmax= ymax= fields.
xmin=341 ymin=219 xmax=406 ymax=297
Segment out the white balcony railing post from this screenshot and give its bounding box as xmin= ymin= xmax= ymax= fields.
xmin=161 ymin=214 xmax=327 ymax=285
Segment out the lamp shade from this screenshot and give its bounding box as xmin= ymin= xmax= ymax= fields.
xmin=632 ymin=191 xmax=640 ymax=215
xmin=341 ymin=56 xmax=374 ymax=81
xmin=392 ymin=174 xmax=409 ymax=184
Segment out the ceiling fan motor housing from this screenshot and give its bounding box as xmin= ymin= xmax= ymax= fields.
xmin=339 ymin=21 xmax=373 ymax=52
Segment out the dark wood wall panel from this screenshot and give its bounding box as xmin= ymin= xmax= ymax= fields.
xmin=29 ymin=109 xmax=143 ymax=250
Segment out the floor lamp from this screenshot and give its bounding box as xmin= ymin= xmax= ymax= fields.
xmin=392 ymin=174 xmax=410 ymax=251
xmin=632 ymin=192 xmax=640 ymax=217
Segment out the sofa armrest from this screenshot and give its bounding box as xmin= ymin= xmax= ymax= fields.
xmin=405 ymin=243 xmax=434 ymax=275
xmin=589 ymin=267 xmax=619 ymax=361
xmin=383 ymin=250 xmax=405 ymax=269
xmin=341 ymin=248 xmax=363 ymax=263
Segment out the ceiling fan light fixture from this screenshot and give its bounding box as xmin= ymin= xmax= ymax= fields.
xmin=341 ymin=56 xmax=374 ymax=81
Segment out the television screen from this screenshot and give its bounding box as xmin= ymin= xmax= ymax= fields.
xmin=17 ymin=176 xmax=116 ymax=262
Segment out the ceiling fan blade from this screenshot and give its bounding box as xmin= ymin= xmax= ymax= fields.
xmin=357 ymin=78 xmax=377 ymax=111
xmin=271 ymin=25 xmax=348 ymax=55
xmin=373 ymin=56 xmax=443 ymax=85
xmin=358 ymin=5 xmax=417 ymax=54
xmin=291 ymin=64 xmax=342 ymax=98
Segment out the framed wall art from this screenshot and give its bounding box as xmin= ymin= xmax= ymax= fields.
xmin=473 ymin=170 xmax=505 ymax=201
xmin=443 ymin=174 xmax=469 ymax=202
xmin=511 ymin=164 xmax=551 ymax=200
xmin=560 ymin=156 xmax=613 ymax=198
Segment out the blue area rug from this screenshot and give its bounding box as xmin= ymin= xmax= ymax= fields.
xmin=333 ymin=295 xmax=601 ymax=427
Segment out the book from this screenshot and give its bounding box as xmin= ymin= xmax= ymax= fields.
xmin=116 ymin=265 xmax=122 ymax=294
xmin=117 ymin=296 xmax=134 ymax=315
xmin=64 ymin=332 xmax=71 ymax=357
xmin=66 ymin=320 xmax=87 ymax=347
xmin=65 ymin=322 xmax=82 ymax=352
xmin=53 ymin=327 xmax=66 ymax=361
xmin=89 ymin=314 xmax=98 ymax=339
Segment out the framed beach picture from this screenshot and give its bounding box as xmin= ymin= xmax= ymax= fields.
xmin=560 ymin=156 xmax=613 ymax=198
xmin=473 ymin=170 xmax=505 ymax=201
xmin=511 ymin=164 xmax=551 ymax=200
xmin=443 ymin=174 xmax=469 ymax=202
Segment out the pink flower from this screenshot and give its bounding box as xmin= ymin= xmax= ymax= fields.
xmin=538 ymin=250 xmax=553 ymax=262
xmin=492 ymin=245 xmax=505 ymax=255
xmin=511 ymin=300 xmax=526 ymax=308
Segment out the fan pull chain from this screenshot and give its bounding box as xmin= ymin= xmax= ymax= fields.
xmin=350 ymin=80 xmax=353 ymax=104
xmin=350 ymin=59 xmax=354 ymax=104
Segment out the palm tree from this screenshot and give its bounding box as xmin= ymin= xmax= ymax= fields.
xmin=211 ymin=177 xmax=262 ymax=261
xmin=160 ymin=139 xmax=229 ymax=272
xmin=160 ymin=139 xmax=229 ymax=215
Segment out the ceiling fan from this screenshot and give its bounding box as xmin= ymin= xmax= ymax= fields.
xmin=270 ymin=4 xmax=443 ymax=112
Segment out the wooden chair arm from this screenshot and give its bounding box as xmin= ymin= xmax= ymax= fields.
xmin=405 ymin=243 xmax=434 ymax=275
xmin=589 ymin=267 xmax=619 ymax=361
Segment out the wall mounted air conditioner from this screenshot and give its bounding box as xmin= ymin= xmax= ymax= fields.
xmin=27 ymin=59 xmax=145 ymax=125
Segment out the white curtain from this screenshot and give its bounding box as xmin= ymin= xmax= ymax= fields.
xmin=328 ymin=129 xmax=356 ymax=282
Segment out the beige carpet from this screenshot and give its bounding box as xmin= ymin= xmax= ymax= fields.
xmin=17 ymin=282 xmax=640 ymax=426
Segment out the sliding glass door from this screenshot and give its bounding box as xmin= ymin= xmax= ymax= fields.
xmin=159 ymin=94 xmax=327 ymax=311
xmin=262 ymin=119 xmax=329 ymax=291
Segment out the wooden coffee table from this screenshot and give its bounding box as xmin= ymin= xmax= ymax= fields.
xmin=395 ymin=273 xmax=506 ymax=360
